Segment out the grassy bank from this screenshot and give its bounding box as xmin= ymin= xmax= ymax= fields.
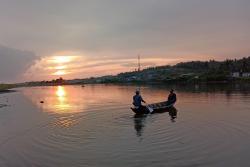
xmin=0 ymin=84 xmax=16 ymax=92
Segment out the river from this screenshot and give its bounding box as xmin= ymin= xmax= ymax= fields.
xmin=0 ymin=84 xmax=250 ymax=167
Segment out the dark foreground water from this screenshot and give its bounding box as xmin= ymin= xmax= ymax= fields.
xmin=0 ymin=84 xmax=250 ymax=167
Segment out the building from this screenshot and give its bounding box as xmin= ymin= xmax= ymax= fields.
xmin=231 ymin=72 xmax=240 ymax=77
xmin=242 ymin=72 xmax=250 ymax=77
xmin=231 ymin=72 xmax=250 ymax=78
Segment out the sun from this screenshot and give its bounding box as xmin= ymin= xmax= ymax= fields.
xmin=52 ymin=56 xmax=74 ymax=64
xmin=53 ymin=70 xmax=67 ymax=76
xmin=44 ymin=52 xmax=82 ymax=76
xmin=49 ymin=54 xmax=78 ymax=76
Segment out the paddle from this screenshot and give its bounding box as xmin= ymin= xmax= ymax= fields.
xmin=145 ymin=102 xmax=154 ymax=113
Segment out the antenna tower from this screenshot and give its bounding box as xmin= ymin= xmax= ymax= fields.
xmin=138 ymin=55 xmax=141 ymax=71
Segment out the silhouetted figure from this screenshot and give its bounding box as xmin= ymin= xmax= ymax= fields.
xmin=133 ymin=90 xmax=146 ymax=111
xmin=166 ymin=89 xmax=177 ymax=106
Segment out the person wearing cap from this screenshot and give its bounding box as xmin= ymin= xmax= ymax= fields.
xmin=166 ymin=89 xmax=177 ymax=106
xmin=133 ymin=90 xmax=146 ymax=109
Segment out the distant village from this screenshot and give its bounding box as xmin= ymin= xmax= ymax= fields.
xmin=19 ymin=56 xmax=250 ymax=87
xmin=231 ymin=71 xmax=250 ymax=78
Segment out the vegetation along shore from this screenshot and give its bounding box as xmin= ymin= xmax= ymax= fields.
xmin=19 ymin=56 xmax=250 ymax=87
xmin=0 ymin=84 xmax=16 ymax=93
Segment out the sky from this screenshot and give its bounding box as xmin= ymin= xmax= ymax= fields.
xmin=0 ymin=0 xmax=250 ymax=83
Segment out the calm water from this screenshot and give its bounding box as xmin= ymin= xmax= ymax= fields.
xmin=0 ymin=84 xmax=250 ymax=167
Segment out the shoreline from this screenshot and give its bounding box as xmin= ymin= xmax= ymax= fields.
xmin=0 ymin=89 xmax=16 ymax=94
xmin=16 ymin=80 xmax=250 ymax=88
xmin=0 ymin=84 xmax=17 ymax=94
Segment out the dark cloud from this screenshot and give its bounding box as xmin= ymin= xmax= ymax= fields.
xmin=0 ymin=0 xmax=250 ymax=58
xmin=0 ymin=45 xmax=37 ymax=82
xmin=0 ymin=0 xmax=250 ymax=81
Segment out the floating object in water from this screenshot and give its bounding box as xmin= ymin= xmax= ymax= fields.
xmin=0 ymin=104 xmax=8 ymax=108
xmin=81 ymin=85 xmax=85 ymax=87
xmin=40 ymin=101 xmax=44 ymax=103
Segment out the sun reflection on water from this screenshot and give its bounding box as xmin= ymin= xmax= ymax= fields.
xmin=22 ymin=86 xmax=87 ymax=114
xmin=55 ymin=86 xmax=72 ymax=112
xmin=21 ymin=85 xmax=137 ymax=127
xmin=22 ymin=85 xmax=132 ymax=115
xmin=56 ymin=86 xmax=66 ymax=98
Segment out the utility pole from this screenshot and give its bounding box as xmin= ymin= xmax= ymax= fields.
xmin=138 ymin=55 xmax=141 ymax=72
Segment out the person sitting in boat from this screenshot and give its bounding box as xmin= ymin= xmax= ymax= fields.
xmin=133 ymin=90 xmax=146 ymax=109
xmin=166 ymin=89 xmax=177 ymax=106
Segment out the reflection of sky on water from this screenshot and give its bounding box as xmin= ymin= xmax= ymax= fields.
xmin=22 ymin=86 xmax=88 ymax=128
xmin=21 ymin=85 xmax=136 ymax=115
xmin=22 ymin=86 xmax=87 ymax=114
xmin=3 ymin=84 xmax=250 ymax=167
xmin=22 ymin=84 xmax=250 ymax=115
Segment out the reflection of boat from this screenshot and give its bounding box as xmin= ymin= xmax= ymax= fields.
xmin=131 ymin=101 xmax=175 ymax=114
xmin=133 ymin=106 xmax=178 ymax=137
xmin=133 ymin=114 xmax=147 ymax=137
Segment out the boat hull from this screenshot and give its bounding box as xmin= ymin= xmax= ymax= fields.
xmin=131 ymin=101 xmax=175 ymax=115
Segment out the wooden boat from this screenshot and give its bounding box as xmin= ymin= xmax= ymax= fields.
xmin=131 ymin=101 xmax=175 ymax=114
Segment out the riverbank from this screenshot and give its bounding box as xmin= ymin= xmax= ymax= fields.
xmin=0 ymin=84 xmax=16 ymax=93
xmin=16 ymin=56 xmax=250 ymax=87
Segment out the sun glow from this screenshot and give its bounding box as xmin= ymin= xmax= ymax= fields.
xmin=45 ymin=53 xmax=81 ymax=76
xmin=54 ymin=65 xmax=67 ymax=70
xmin=52 ymin=56 xmax=75 ymax=64
xmin=53 ymin=70 xmax=67 ymax=76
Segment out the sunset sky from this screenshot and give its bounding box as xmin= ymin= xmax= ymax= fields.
xmin=0 ymin=0 xmax=250 ymax=82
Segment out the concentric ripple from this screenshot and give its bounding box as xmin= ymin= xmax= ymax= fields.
xmin=0 ymin=85 xmax=250 ymax=167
